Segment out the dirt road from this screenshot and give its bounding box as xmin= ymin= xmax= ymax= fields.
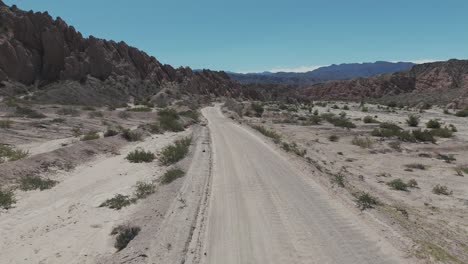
xmin=199 ymin=106 xmax=407 ymax=264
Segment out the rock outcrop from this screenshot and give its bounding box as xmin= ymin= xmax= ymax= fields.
xmin=0 ymin=2 xmax=255 ymax=105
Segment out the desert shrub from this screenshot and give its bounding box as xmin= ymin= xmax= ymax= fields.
xmin=56 ymin=107 xmax=80 ymax=116
xmin=371 ymin=128 xmax=398 ymax=138
xmin=437 ymin=154 xmax=456 ymax=163
xmin=158 ymin=109 xmax=184 ymax=132
xmin=332 ymin=174 xmax=345 ymax=187
xmin=0 ymin=119 xmax=13 ymax=128
xmin=133 ymin=181 xmax=155 ymax=199
xmin=387 ymin=101 xmax=398 ymax=108
xmin=356 ymin=193 xmax=379 ymax=210
xmin=363 ymin=116 xmax=378 ymax=123
xmin=51 ymin=118 xmax=66 ymax=123
xmin=19 ymin=176 xmax=57 ymax=191
xmin=126 ymin=149 xmax=155 ymax=163
xmin=397 ymin=130 xmax=416 ymax=142
xmin=454 ymin=109 xmax=468 ymax=117
xmin=426 ymin=119 xmax=441 ymax=129
xmin=412 ymin=129 xmax=435 ymax=143
xmin=328 ymin=135 xmax=339 ymax=142
xmin=343 ymin=105 xmax=349 ymax=110
xmin=380 ymin=122 xmax=402 ymax=131
xmin=251 ymin=125 xmax=281 ymax=143
xmin=443 ymin=109 xmax=451 ymax=115
xmin=405 ymin=163 xmax=427 ymax=170
xmin=313 ymin=109 xmax=319 ymax=116
xmin=0 ymin=145 xmax=29 ymax=162
xmin=121 ymin=129 xmax=143 ymax=142
xmin=406 ymin=114 xmax=420 ymax=127
xmin=387 ymin=179 xmax=408 ymax=191
xmin=139 ymin=122 xmax=161 ymax=134
xmin=82 ymin=106 xmax=96 ymax=111
xmin=351 ymin=137 xmax=374 ymax=148
xmin=81 ymin=131 xmax=100 ymax=141
xmin=388 ymin=141 xmax=402 ymax=151
xmin=104 ymin=129 xmax=119 ymax=137
xmin=118 ymin=111 xmax=131 ymax=119
xmin=0 ymin=189 xmax=15 ymax=209
xmin=159 ymin=137 xmax=191 ymax=165
xmin=251 ymin=102 xmax=264 ymax=117
xmin=449 ymin=124 xmax=457 ymax=132
xmin=281 ymin=142 xmax=306 ymax=157
xmin=331 ymin=117 xmax=356 ymax=129
xmin=432 ymin=185 xmax=452 ymax=195
xmin=180 ymin=110 xmax=200 ymax=122
xmin=88 ymin=111 xmax=104 ymax=118
xmin=407 ymin=179 xmax=418 ymax=188
xmin=113 ymin=225 xmax=141 ymax=251
xmin=127 ymin=107 xmax=152 ymax=112
xmin=361 ymin=106 xmax=369 ymax=112
xmin=430 ymin=127 xmax=453 ymax=138
xmin=100 ymin=194 xmax=134 ymax=210
xmin=160 ymin=168 xmax=185 ymax=184
xmin=16 ymin=106 xmax=46 ymax=119
xmin=307 ymin=115 xmax=322 ymax=125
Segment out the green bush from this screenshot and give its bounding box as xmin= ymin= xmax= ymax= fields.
xmin=281 ymin=142 xmax=306 ymax=157
xmin=126 ymin=149 xmax=155 ymax=163
xmin=134 ymin=181 xmax=155 ymax=199
xmin=426 ymin=119 xmax=441 ymax=129
xmin=412 ymin=129 xmax=435 ymax=143
xmin=332 ymin=174 xmax=345 ymax=187
xmin=158 ymin=109 xmax=184 ymax=132
xmin=342 ymin=105 xmax=349 ymax=110
xmin=16 ymin=106 xmax=46 ymax=119
xmin=160 ymin=168 xmax=185 ymax=184
xmin=251 ymin=125 xmax=281 ymax=143
xmin=351 ymin=137 xmax=374 ymax=148
xmin=82 ymin=106 xmax=96 ymax=111
xmin=88 ymin=111 xmax=104 ymax=118
xmin=432 ymin=185 xmax=452 ymax=195
xmin=127 ymin=107 xmax=152 ymax=112
xmin=51 ymin=118 xmax=66 ymax=123
xmin=159 ymin=137 xmax=191 ymax=165
xmin=19 ymin=176 xmax=58 ymax=191
xmin=437 ymin=154 xmax=456 ymax=163
xmin=0 ymin=189 xmax=15 ymax=209
xmin=406 ymin=114 xmax=420 ymax=127
xmin=180 ymin=110 xmax=200 ymax=122
xmin=100 ymin=194 xmax=134 ymax=210
xmin=251 ymin=102 xmax=264 ymax=117
xmin=104 ymin=129 xmax=119 ymax=137
xmin=356 ymin=193 xmax=379 ymax=210
xmin=0 ymin=119 xmax=13 ymax=128
xmin=397 ymin=130 xmax=416 ymax=142
xmin=113 ymin=225 xmax=141 ymax=251
xmin=387 ymin=179 xmax=409 ymax=191
xmin=328 ymin=135 xmax=339 ymax=142
xmin=363 ymin=116 xmax=378 ymax=123
xmin=405 ymin=163 xmax=427 ymax=170
xmin=0 ymin=145 xmax=29 ymax=163
xmin=56 ymin=107 xmax=80 ymax=116
xmin=121 ymin=129 xmax=143 ymax=142
xmin=81 ymin=131 xmax=100 ymax=141
xmin=430 ymin=127 xmax=453 ymax=138
xmin=455 ymin=109 xmax=468 ymax=117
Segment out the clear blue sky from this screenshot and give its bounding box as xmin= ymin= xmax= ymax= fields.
xmin=5 ymin=0 xmax=468 ymax=72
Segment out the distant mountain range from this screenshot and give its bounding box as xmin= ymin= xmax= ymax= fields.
xmin=228 ymin=61 xmax=416 ymax=86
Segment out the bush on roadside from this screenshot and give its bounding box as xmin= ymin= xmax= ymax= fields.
xmin=159 ymin=137 xmax=191 ymax=165
xmin=160 ymin=168 xmax=185 ymax=184
xmin=0 ymin=189 xmax=15 ymax=209
xmin=121 ymin=129 xmax=143 ymax=142
xmin=126 ymin=148 xmax=155 ymax=163
xmin=113 ymin=225 xmax=141 ymax=251
xmin=356 ymin=192 xmax=379 ymax=210
xmin=100 ymin=194 xmax=134 ymax=210
xmin=251 ymin=125 xmax=281 ymax=143
xmin=19 ymin=176 xmax=58 ymax=191
xmin=133 ymin=181 xmax=156 ymax=199
xmin=332 ymin=173 xmax=345 ymax=187
xmin=0 ymin=145 xmax=29 ymax=163
xmin=158 ymin=109 xmax=184 ymax=132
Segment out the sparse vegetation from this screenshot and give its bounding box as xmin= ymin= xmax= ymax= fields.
xmin=15 ymin=106 xmax=46 ymax=119
xmin=133 ymin=181 xmax=156 ymax=199
xmin=81 ymin=131 xmax=100 ymax=141
xmin=412 ymin=129 xmax=435 ymax=143
xmin=56 ymin=107 xmax=80 ymax=116
xmin=100 ymin=194 xmax=134 ymax=210
xmin=0 ymin=144 xmax=29 ymax=163
xmin=251 ymin=125 xmax=281 ymax=143
xmin=406 ymin=114 xmax=420 ymax=127
xmin=426 ymin=119 xmax=441 ymax=129
xmin=19 ymin=176 xmax=58 ymax=191
xmin=180 ymin=110 xmax=200 ymax=122
xmin=118 ymin=111 xmax=131 ymax=119
xmin=405 ymin=163 xmax=427 ymax=170
xmin=126 ymin=148 xmax=155 ymax=163
xmin=454 ymin=108 xmax=468 ymax=117
xmin=281 ymin=142 xmax=306 ymax=157
xmin=113 ymin=225 xmax=141 ymax=251
xmin=88 ymin=111 xmax=104 ymax=118
xmin=437 ymin=154 xmax=456 ymax=163
xmin=430 ymin=127 xmax=453 ymax=138
xmin=251 ymin=102 xmax=264 ymax=117
xmin=454 ymin=166 xmax=468 ymax=176
xmin=0 ymin=119 xmax=13 ymax=128
xmin=388 ymin=141 xmax=401 ymax=151
xmin=356 ymin=192 xmax=379 ymax=210
xmin=121 ymin=129 xmax=143 ymax=142
xmin=407 ymin=179 xmax=419 ymax=188
xmin=0 ymin=189 xmax=15 ymax=209
xmin=328 ymin=135 xmax=339 ymax=142
xmin=158 ymin=109 xmax=184 ymax=132
xmin=351 ymin=137 xmax=374 ymax=148
xmin=363 ymin=116 xmax=378 ymax=123
xmin=332 ymin=173 xmax=345 ymax=187
xmin=127 ymin=106 xmax=152 ymax=112
xmin=159 ymin=137 xmax=191 ymax=165
xmin=104 ymin=129 xmax=119 ymax=137
xmin=160 ymin=168 xmax=185 ymax=184
xmin=387 ymin=179 xmax=408 ymax=191
xmin=432 ymin=184 xmax=452 ymax=195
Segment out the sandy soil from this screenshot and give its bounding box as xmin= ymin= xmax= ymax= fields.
xmin=197 ymin=106 xmax=408 ymax=264
xmin=245 ymin=101 xmax=468 ymax=263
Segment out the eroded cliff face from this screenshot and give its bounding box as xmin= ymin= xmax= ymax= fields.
xmin=301 ymin=60 xmax=468 ymax=105
xmin=0 ymin=1 xmax=256 ymax=105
